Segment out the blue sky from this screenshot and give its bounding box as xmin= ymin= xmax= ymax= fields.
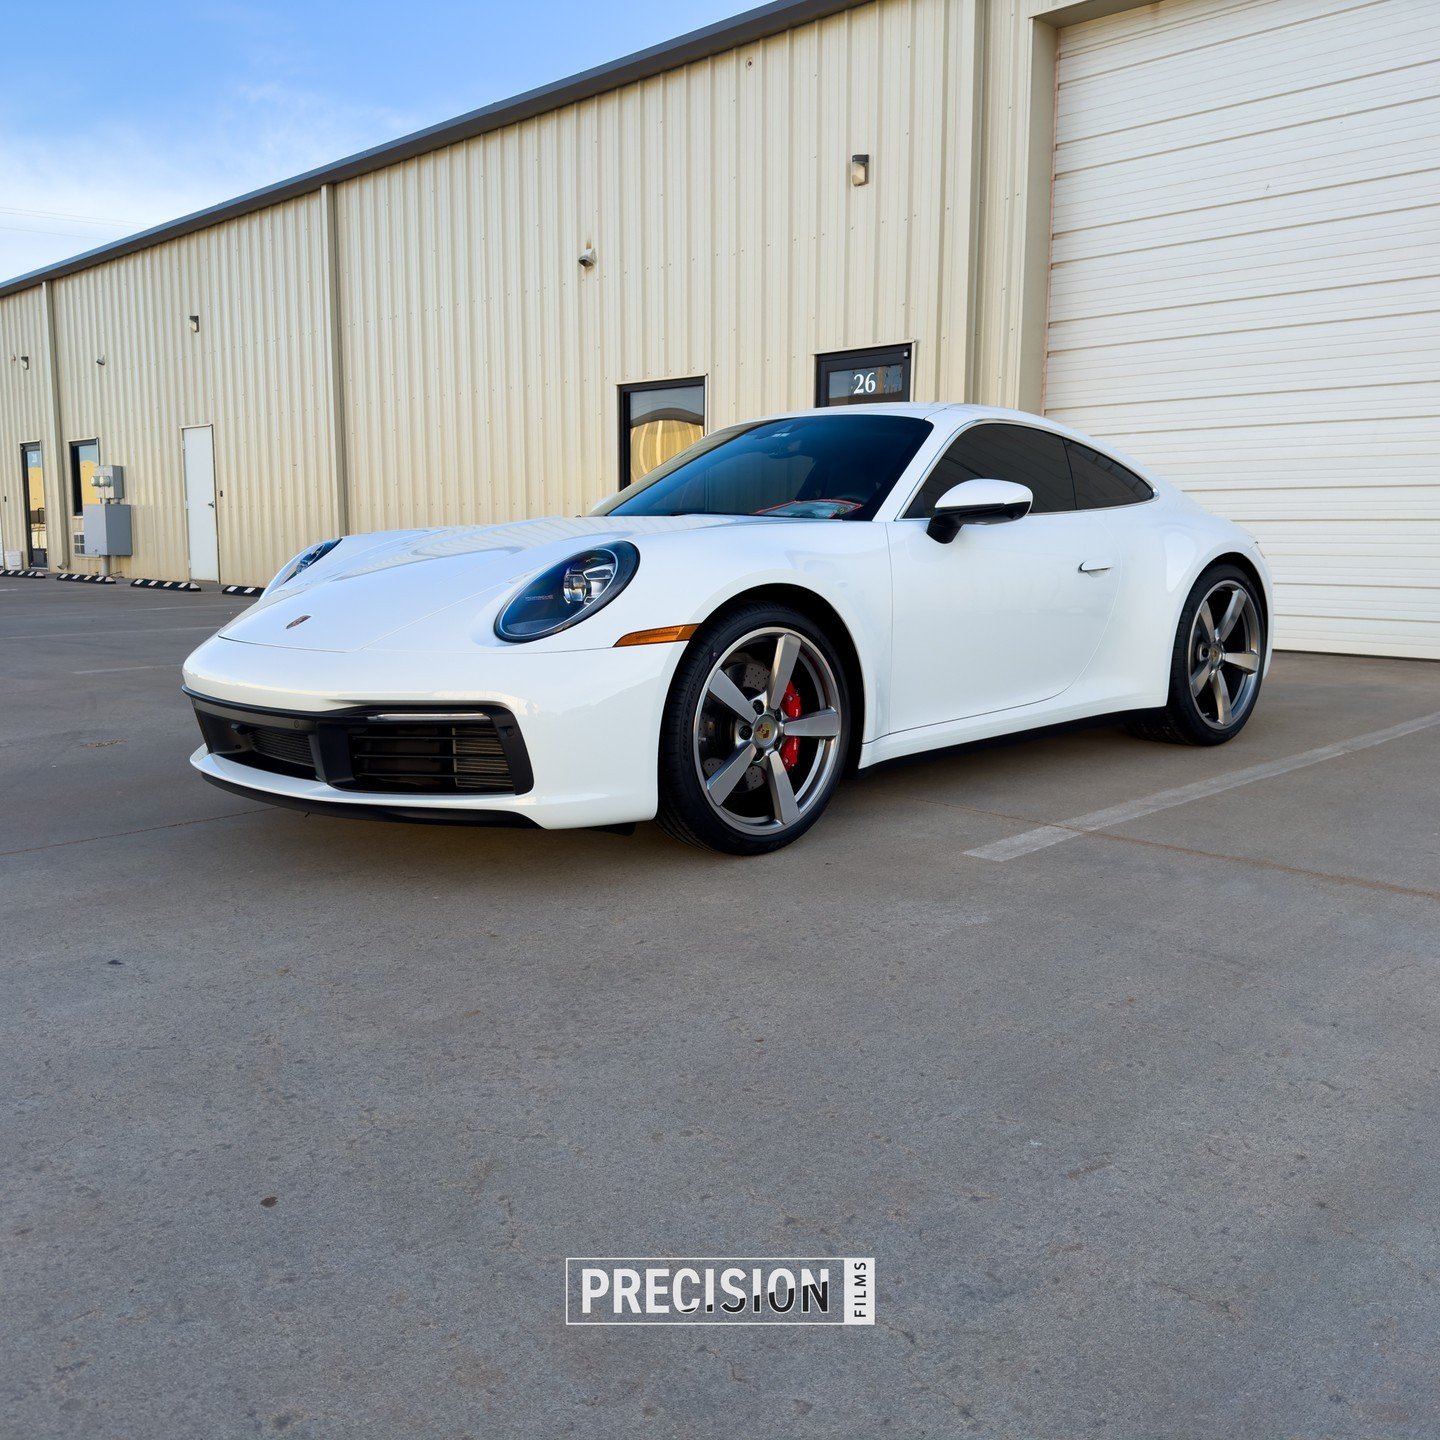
xmin=0 ymin=0 xmax=746 ymax=282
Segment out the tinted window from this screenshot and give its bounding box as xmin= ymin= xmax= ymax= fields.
xmin=601 ymin=414 xmax=932 ymax=521
xmin=70 ymin=438 xmax=100 ymax=517
xmin=621 ymin=379 xmax=706 ymax=485
xmin=1066 ymin=440 xmax=1154 ymax=509
xmin=904 ymin=423 xmax=1075 ymax=517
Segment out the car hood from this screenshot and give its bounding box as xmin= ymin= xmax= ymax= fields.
xmin=219 ymin=514 xmax=761 ymax=652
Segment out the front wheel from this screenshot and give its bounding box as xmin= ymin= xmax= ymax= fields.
xmin=1125 ymin=563 xmax=1266 ymax=745
xmin=657 ymin=605 xmax=850 ymax=854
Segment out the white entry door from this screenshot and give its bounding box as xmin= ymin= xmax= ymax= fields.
xmin=182 ymin=426 xmax=219 ymax=582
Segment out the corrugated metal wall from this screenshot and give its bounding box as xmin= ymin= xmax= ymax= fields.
xmin=42 ymin=196 xmax=338 ymax=583
xmin=8 ymin=0 xmax=1433 ymax=652
xmin=1 ymin=0 xmax=991 ymax=584
xmin=969 ymin=0 xmax=1053 ymax=412
xmin=0 ymin=287 xmax=52 ymax=564
xmin=10 ymin=0 xmax=1319 ymax=596
xmin=337 ymin=0 xmax=980 ymax=534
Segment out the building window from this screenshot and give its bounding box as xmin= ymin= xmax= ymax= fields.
xmin=815 ymin=345 xmax=912 ymax=407
xmin=21 ymin=443 xmax=46 ymax=568
xmin=620 ymin=379 xmax=705 ymax=486
xmin=70 ymin=439 xmax=100 ymax=517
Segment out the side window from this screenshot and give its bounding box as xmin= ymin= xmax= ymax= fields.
xmin=905 ymin=423 xmax=1075 ymax=517
xmin=1066 ymin=440 xmax=1154 ymax=509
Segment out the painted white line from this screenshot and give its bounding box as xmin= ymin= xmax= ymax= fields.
xmin=72 ymin=664 xmax=176 ymax=675
xmin=966 ymin=710 xmax=1440 ymax=862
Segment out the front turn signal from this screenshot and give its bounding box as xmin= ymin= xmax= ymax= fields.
xmin=614 ymin=624 xmax=698 ymax=647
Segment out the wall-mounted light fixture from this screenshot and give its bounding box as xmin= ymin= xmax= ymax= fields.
xmin=188 ymin=314 xmax=200 ymax=333
xmin=18 ymin=355 xmax=29 ymax=371
xmin=851 ymin=153 xmax=870 ymax=187
xmin=578 ymin=245 xmax=597 ymax=269
xmin=96 ymin=355 xmax=106 ymax=366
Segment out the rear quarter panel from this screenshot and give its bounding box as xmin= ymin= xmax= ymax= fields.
xmin=1083 ymin=492 xmax=1274 ymax=709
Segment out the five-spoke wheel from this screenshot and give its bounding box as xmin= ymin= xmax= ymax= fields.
xmin=1127 ymin=563 xmax=1266 ymax=746
xmin=1187 ymin=578 xmax=1262 ymax=730
xmin=658 ymin=605 xmax=850 ymax=853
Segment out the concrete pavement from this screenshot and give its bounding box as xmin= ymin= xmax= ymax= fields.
xmin=3 ymin=580 xmax=1438 ymax=1437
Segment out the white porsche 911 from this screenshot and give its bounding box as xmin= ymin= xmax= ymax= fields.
xmin=183 ymin=404 xmax=1272 ymax=854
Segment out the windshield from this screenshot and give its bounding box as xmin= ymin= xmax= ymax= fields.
xmin=595 ymin=414 xmax=933 ymax=520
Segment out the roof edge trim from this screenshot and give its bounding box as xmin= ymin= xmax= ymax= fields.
xmin=0 ymin=0 xmax=868 ymax=300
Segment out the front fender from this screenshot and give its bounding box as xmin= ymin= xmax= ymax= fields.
xmin=368 ymin=520 xmax=895 ymax=744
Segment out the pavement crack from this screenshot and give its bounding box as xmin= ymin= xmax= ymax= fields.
xmin=1082 ymin=830 xmax=1440 ymax=903
xmin=0 ymin=807 xmax=270 ymax=859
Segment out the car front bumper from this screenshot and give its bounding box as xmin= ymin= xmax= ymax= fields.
xmin=183 ymin=633 xmax=681 ymax=829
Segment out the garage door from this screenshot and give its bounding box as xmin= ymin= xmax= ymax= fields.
xmin=1045 ymin=0 xmax=1440 ymax=659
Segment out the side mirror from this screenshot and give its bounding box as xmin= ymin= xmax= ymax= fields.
xmin=925 ymin=478 xmax=1033 ymax=544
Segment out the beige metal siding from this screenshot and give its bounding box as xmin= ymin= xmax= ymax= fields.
xmin=0 ymin=0 xmax=1022 ymax=582
xmin=337 ymin=0 xmax=980 ymax=533
xmin=2 ymin=0 xmax=991 ymax=580
xmin=46 ymin=196 xmax=337 ymax=584
xmin=1046 ymin=0 xmax=1440 ymax=658
xmin=0 ymin=288 xmax=52 ymax=563
xmin=969 ymin=0 xmax=1055 ymax=411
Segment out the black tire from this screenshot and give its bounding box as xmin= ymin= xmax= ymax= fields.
xmin=1125 ymin=563 xmax=1266 ymax=746
xmin=657 ymin=603 xmax=851 ymax=855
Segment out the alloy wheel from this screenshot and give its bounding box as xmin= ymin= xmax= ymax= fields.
xmin=1188 ymin=579 xmax=1261 ymax=729
xmin=691 ymin=626 xmax=844 ymax=834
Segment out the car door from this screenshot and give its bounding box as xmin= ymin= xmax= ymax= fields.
xmin=885 ymin=422 xmax=1121 ymax=733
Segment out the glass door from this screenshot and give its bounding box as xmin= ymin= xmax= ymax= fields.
xmin=22 ymin=443 xmax=45 ymax=568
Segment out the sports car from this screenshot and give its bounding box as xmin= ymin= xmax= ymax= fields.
xmin=183 ymin=404 xmax=1273 ymax=854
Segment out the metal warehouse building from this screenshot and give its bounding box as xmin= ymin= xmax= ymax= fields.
xmin=1 ymin=0 xmax=1435 ymax=657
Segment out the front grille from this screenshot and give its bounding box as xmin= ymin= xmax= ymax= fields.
xmin=250 ymin=725 xmax=316 ymax=773
xmin=347 ymin=721 xmax=513 ymax=793
xmin=191 ymin=696 xmax=533 ymax=797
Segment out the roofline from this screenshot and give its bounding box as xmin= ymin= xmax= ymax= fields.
xmin=0 ymin=0 xmax=868 ymax=301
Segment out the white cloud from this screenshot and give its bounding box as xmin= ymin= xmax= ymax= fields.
xmin=0 ymin=84 xmax=429 ymax=282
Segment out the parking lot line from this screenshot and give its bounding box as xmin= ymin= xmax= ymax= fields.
xmin=966 ymin=709 xmax=1440 ymax=862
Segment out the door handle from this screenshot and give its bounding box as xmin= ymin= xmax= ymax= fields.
xmin=1078 ymin=558 xmax=1112 ymax=574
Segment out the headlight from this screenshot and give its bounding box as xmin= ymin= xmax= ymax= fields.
xmin=495 ymin=543 xmax=639 ymax=642
xmin=264 ymin=539 xmax=341 ymax=594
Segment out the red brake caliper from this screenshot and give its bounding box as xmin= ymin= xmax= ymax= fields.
xmin=779 ymin=682 xmax=803 ymax=770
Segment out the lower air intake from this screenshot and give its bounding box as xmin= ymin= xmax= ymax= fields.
xmin=347 ymin=721 xmax=514 ymax=794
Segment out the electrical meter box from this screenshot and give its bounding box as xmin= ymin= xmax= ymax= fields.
xmin=92 ymin=465 xmax=125 ymax=501
xmin=83 ymin=503 xmax=133 ymax=556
